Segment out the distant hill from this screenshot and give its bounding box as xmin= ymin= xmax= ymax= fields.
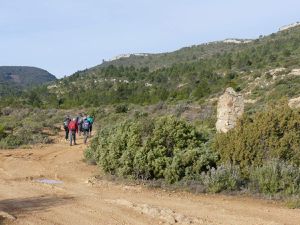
xmin=0 ymin=66 xmax=56 ymax=96
xmin=97 ymin=23 xmax=300 ymax=71
xmin=97 ymin=40 xmax=249 ymax=71
xmin=42 ymin=24 xmax=300 ymax=109
xmin=2 ymin=23 xmax=300 ymax=110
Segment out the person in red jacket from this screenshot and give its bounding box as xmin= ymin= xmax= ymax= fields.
xmin=68 ymin=118 xmax=78 ymax=146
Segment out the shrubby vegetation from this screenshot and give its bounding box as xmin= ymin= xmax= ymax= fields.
xmin=0 ymin=107 xmax=66 ymax=149
xmin=85 ymin=116 xmax=217 ymax=183
xmin=200 ymin=164 xmax=242 ymax=193
xmin=114 ymin=104 xmax=129 ymax=113
xmin=249 ymin=160 xmax=300 ymax=196
xmin=214 ymin=104 xmax=300 ymax=174
xmin=86 ymin=102 xmax=300 ymax=201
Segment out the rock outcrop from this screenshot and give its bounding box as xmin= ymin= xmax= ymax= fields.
xmin=279 ymin=22 xmax=300 ymax=31
xmin=223 ymin=39 xmax=253 ymax=44
xmin=289 ymin=69 xmax=300 ymax=76
xmin=288 ymin=96 xmax=300 ymax=109
xmin=216 ymin=87 xmax=244 ymax=133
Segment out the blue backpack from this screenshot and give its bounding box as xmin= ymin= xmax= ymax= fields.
xmin=82 ymin=120 xmax=90 ymax=130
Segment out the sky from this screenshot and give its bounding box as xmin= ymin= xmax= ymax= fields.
xmin=0 ymin=0 xmax=300 ymax=78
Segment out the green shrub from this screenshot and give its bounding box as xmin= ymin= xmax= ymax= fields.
xmin=214 ymin=103 xmax=300 ymax=175
xmin=0 ymin=108 xmax=66 ymax=149
xmin=114 ymin=104 xmax=129 ymax=113
xmin=0 ymin=127 xmax=52 ymax=149
xmin=0 ymin=135 xmax=23 ymax=149
xmin=200 ymin=164 xmax=242 ymax=193
xmin=87 ymin=116 xmax=217 ymax=183
xmin=286 ymin=197 xmax=300 ymax=209
xmin=133 ymin=110 xmax=148 ymax=118
xmin=0 ymin=125 xmax=6 ymax=139
xmin=84 ymin=147 xmax=97 ymax=165
xmin=249 ymin=160 xmax=300 ymax=196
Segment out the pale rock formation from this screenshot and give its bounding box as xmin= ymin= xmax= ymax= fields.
xmin=267 ymin=68 xmax=286 ymax=76
xmin=109 ymin=53 xmax=149 ymax=61
xmin=288 ymin=96 xmax=300 ymax=109
xmin=289 ymin=69 xmax=300 ymax=76
xmin=216 ymin=87 xmax=244 ymax=133
xmin=223 ymin=39 xmax=253 ymax=44
xmin=244 ymin=99 xmax=257 ymax=104
xmin=279 ymin=22 xmax=300 ymax=31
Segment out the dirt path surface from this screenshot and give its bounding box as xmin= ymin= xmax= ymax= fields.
xmin=0 ymin=134 xmax=300 ymax=225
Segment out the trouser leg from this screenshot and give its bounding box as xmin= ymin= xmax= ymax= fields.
xmin=72 ymin=132 xmax=76 ymax=144
xmin=79 ymin=125 xmax=82 ymax=136
xmin=65 ymin=129 xmax=69 ymax=140
xmin=89 ymin=125 xmax=93 ymax=136
xmin=84 ymin=130 xmax=88 ymax=144
xmin=70 ymin=131 xmax=76 ymax=145
xmin=70 ymin=131 xmax=73 ymax=146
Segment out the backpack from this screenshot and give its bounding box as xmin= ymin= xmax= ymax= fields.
xmin=82 ymin=120 xmax=90 ymax=130
xmin=87 ymin=117 xmax=94 ymax=124
xmin=69 ymin=121 xmax=76 ymax=131
xmin=77 ymin=117 xmax=83 ymax=125
xmin=63 ymin=120 xmax=69 ymax=129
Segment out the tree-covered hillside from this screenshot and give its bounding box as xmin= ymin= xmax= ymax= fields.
xmin=97 ymin=40 xmax=249 ymax=71
xmin=0 ymin=66 xmax=56 ymax=96
xmin=2 ymin=25 xmax=300 ymax=109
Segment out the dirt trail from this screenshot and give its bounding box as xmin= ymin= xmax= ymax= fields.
xmin=0 ymin=133 xmax=300 ymax=225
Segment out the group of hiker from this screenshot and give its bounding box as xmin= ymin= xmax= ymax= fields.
xmin=63 ymin=113 xmax=94 ymax=146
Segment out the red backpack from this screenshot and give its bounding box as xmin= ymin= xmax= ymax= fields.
xmin=69 ymin=121 xmax=76 ymax=131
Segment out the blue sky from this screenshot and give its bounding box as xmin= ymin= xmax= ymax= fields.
xmin=0 ymin=0 xmax=299 ymax=77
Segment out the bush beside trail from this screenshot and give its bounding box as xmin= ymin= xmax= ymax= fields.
xmin=249 ymin=160 xmax=300 ymax=196
xmin=85 ymin=116 xmax=218 ymax=183
xmin=213 ymin=104 xmax=300 ymax=175
xmin=86 ymin=103 xmax=300 ymax=200
xmin=211 ymin=104 xmax=300 ymax=196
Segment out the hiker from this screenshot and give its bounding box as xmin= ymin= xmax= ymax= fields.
xmin=87 ymin=115 xmax=94 ymax=137
xmin=77 ymin=113 xmax=83 ymax=136
xmin=68 ymin=118 xmax=78 ymax=146
xmin=82 ymin=118 xmax=91 ymax=144
xmin=63 ymin=116 xmax=71 ymax=140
